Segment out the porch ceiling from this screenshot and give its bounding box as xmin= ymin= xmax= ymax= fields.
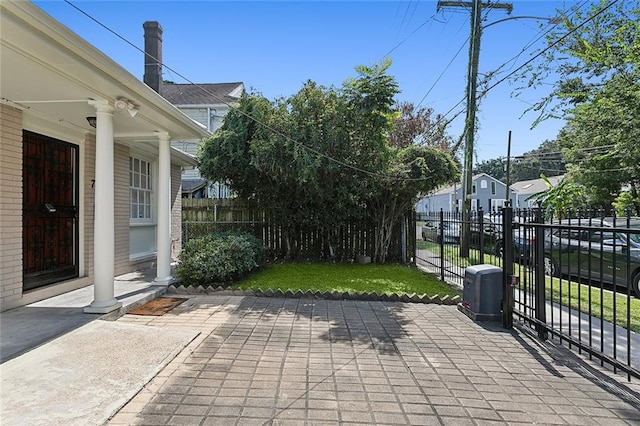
xmin=0 ymin=2 xmax=210 ymax=144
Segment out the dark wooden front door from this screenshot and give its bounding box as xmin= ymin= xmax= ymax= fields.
xmin=23 ymin=131 xmax=79 ymax=291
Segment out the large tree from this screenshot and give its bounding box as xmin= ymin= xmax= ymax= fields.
xmin=198 ymin=60 xmax=458 ymax=261
xmin=389 ymin=102 xmax=455 ymax=151
xmin=514 ymin=0 xmax=640 ymax=212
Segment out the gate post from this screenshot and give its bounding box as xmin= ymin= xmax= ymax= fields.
xmin=502 ymin=204 xmax=514 ymax=328
xmin=534 ymin=205 xmax=548 ymax=340
xmin=478 ymin=206 xmax=485 ymax=262
xmin=439 ymin=209 xmax=445 ymax=282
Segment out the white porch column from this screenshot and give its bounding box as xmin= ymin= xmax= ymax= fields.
xmin=155 ymin=131 xmax=173 ymax=283
xmin=85 ymin=100 xmax=122 ymax=313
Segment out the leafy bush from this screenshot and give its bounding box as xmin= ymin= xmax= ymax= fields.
xmin=177 ymin=231 xmax=266 ymax=286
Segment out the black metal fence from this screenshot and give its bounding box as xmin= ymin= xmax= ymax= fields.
xmin=416 ymin=207 xmax=640 ymax=381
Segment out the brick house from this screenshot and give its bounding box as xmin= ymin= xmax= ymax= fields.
xmin=0 ymin=2 xmax=210 ymax=312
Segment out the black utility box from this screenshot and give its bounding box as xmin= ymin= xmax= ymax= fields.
xmin=458 ymin=264 xmax=503 ymax=321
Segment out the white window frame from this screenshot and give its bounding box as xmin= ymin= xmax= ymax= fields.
xmin=491 ymin=181 xmax=496 ymax=195
xmin=129 ymin=156 xmax=156 ymax=225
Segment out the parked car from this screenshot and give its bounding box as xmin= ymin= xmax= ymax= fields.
xmin=544 ymin=217 xmax=640 ymax=297
xmin=422 ymin=220 xmax=460 ymax=244
xmin=470 ymin=214 xmax=534 ymax=262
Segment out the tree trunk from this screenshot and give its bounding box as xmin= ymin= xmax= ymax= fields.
xmin=372 ymin=195 xmax=411 ymax=263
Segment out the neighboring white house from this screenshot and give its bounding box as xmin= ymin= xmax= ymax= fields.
xmin=142 ymin=21 xmax=243 ymax=199
xmin=416 ymin=173 xmax=516 ymax=213
xmin=0 ymin=3 xmax=210 ymax=312
xmin=510 ymin=175 xmax=565 ymax=208
xmin=163 ymin=82 xmax=244 ymax=198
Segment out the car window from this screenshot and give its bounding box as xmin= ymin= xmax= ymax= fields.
xmin=588 ymin=231 xmax=616 ymax=244
xmin=555 ymin=228 xmax=586 ymax=239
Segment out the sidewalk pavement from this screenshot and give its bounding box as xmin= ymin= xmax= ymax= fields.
xmin=2 ymin=275 xmax=640 ymax=425
xmin=1 ymin=268 xmax=169 ymax=363
xmin=0 ymin=269 xmax=199 ymax=425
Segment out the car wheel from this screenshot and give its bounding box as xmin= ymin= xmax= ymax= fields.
xmin=422 ymin=234 xmax=427 ymax=241
xmin=544 ymin=255 xmax=559 ymax=277
xmin=632 ymin=271 xmax=640 ymax=298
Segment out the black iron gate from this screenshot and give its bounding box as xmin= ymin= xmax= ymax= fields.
xmin=504 ymin=207 xmax=640 ymax=381
xmin=416 ymin=206 xmax=640 ymax=381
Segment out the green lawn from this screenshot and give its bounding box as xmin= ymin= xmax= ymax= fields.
xmin=547 ymin=277 xmax=640 ymax=334
xmin=232 ymin=262 xmax=461 ymax=297
xmin=417 ymin=240 xmax=640 ymax=333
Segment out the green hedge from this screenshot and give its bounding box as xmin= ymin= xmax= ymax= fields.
xmin=177 ymin=231 xmax=267 ymax=286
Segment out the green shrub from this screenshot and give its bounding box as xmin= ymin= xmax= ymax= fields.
xmin=177 ymin=231 xmax=266 ymax=286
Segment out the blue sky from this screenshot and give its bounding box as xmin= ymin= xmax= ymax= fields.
xmin=34 ymin=0 xmax=581 ymax=163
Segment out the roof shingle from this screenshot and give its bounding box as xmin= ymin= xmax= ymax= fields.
xmin=160 ymin=82 xmax=243 ymax=106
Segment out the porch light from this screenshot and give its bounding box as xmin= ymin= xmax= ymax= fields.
xmin=114 ymin=97 xmax=139 ymax=117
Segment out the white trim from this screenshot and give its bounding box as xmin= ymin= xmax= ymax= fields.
xmin=129 ymin=251 xmax=156 ymax=262
xmin=22 ymin=113 xmax=86 ymax=145
xmin=2 ymin=1 xmax=211 ymax=140
xmin=128 ymin=155 xmax=156 ymax=225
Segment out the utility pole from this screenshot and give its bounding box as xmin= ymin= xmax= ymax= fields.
xmin=505 ymin=130 xmax=512 ymax=203
xmin=437 ymin=0 xmax=512 ymax=257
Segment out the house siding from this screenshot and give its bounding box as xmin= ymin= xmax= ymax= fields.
xmin=417 ymin=174 xmax=515 ymax=214
xmin=114 ymin=143 xmax=131 ymax=276
xmin=181 ymin=108 xmax=208 ymax=128
xmin=172 ymin=140 xmax=200 ymax=180
xmin=171 ymin=164 xmax=182 ymax=259
xmin=0 ymin=104 xmax=23 ymax=310
xmin=84 ymin=133 xmax=96 ymax=279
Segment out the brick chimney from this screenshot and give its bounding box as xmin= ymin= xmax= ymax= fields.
xmin=143 ymin=21 xmax=163 ymax=93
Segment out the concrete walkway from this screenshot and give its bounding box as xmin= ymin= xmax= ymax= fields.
xmin=1 ymin=276 xmax=640 ymax=425
xmin=110 ymin=295 xmax=640 ymax=425
xmin=0 ymin=268 xmax=200 ymax=426
xmin=1 ymin=268 xmax=169 ymax=363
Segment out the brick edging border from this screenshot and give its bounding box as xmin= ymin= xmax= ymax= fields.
xmin=166 ymin=285 xmax=461 ymax=305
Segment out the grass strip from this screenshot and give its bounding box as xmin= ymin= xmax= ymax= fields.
xmin=418 ymin=240 xmax=640 ymax=333
xmin=547 ymin=277 xmax=640 ymax=334
xmin=232 ymin=262 xmax=461 ymax=297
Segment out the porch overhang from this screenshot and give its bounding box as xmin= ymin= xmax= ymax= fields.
xmin=0 ymin=1 xmax=211 ymax=144
xmin=0 ymin=1 xmax=209 ymax=313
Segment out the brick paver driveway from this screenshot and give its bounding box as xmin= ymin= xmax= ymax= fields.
xmin=110 ymin=296 xmax=640 ymax=425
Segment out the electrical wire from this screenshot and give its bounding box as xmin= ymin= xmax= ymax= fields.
xmin=418 ymin=0 xmax=599 ymax=147
xmin=414 ymin=37 xmax=468 ymax=110
xmin=480 ymin=0 xmax=622 ymax=100
xmin=61 ymin=0 xmax=625 ymax=184
xmin=62 ymin=0 xmax=441 ymax=183
xmin=381 ymin=17 xmax=437 ymax=59
xmin=487 ymin=0 xmax=591 ymax=77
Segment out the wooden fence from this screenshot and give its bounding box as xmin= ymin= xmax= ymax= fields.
xmin=182 ymin=198 xmax=263 ymax=222
xmin=182 ymin=199 xmax=415 ymax=263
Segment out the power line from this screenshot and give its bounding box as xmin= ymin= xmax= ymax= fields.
xmin=515 ymin=144 xmax=618 ymax=160
xmin=394 ymin=0 xmax=621 ymax=158
xmin=61 ymin=0 xmax=624 ymax=185
xmin=414 ymin=37 xmax=468 ymax=110
xmin=423 ymin=0 xmax=608 ymax=152
xmin=381 ymin=14 xmax=438 ymax=59
xmin=485 ymin=0 xmax=591 ymax=78
xmin=62 ymin=0 xmax=441 ymax=183
xmin=480 ymin=0 xmax=622 ymax=99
